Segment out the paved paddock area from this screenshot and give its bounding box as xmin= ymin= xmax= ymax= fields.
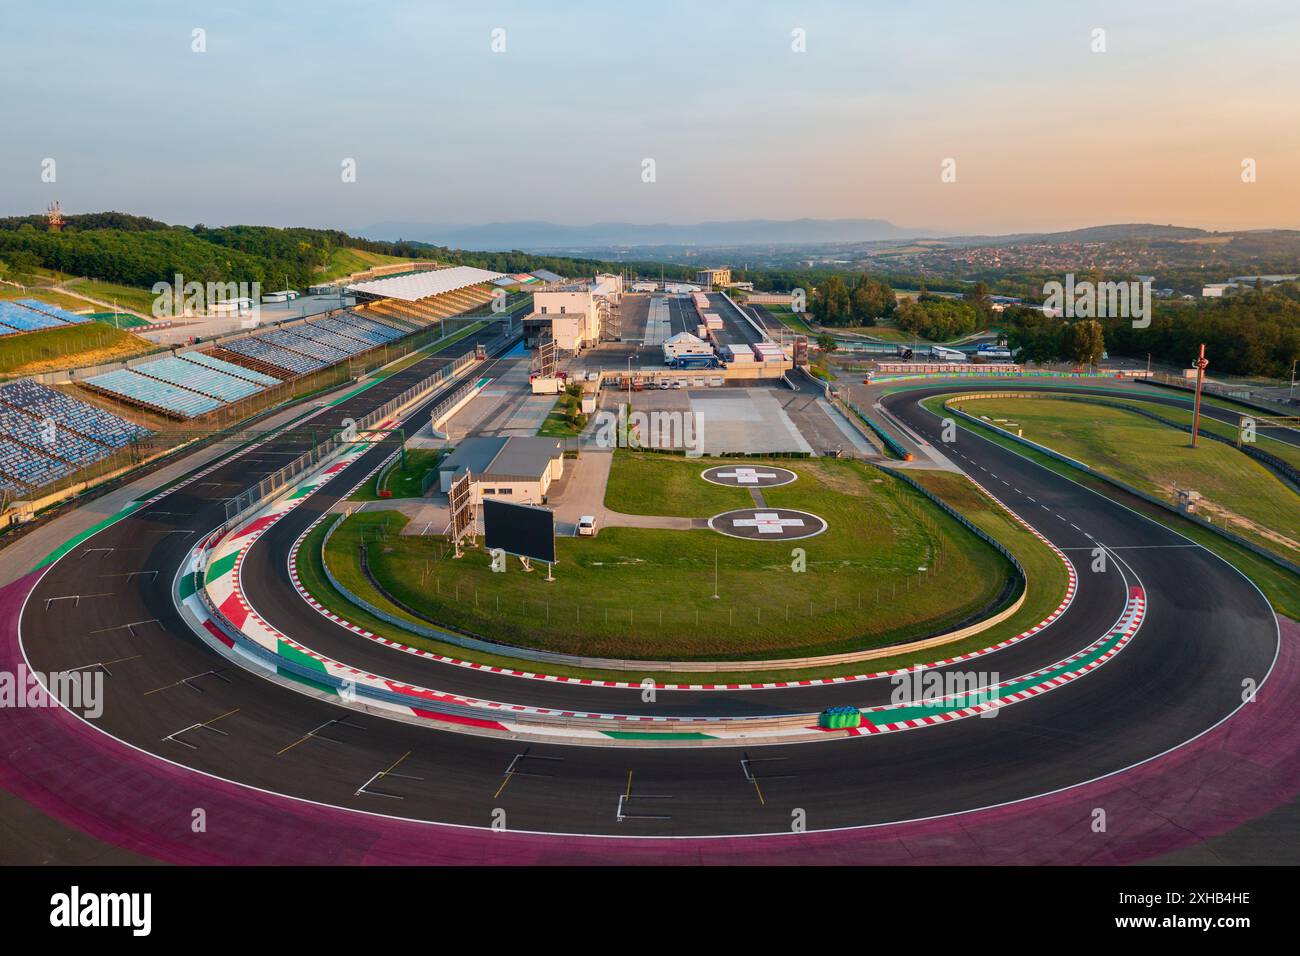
xmin=624 ymin=386 xmax=814 ymax=455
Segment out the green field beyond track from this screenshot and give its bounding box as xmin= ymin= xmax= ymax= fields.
xmin=957 ymin=395 xmax=1300 ymax=566
xmin=332 ymin=455 xmax=1015 ymax=661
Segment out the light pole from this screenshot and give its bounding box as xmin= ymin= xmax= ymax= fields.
xmin=1191 ymin=343 xmax=1209 ymax=448
xmin=1291 ymin=359 xmax=1297 ymax=400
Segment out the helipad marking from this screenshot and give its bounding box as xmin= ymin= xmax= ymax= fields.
xmin=718 ymin=468 xmax=777 ymax=484
xmin=733 ymin=512 xmax=805 ymax=534
xmin=707 ymin=507 xmax=827 ymax=541
xmin=701 ymin=464 xmax=797 ymax=488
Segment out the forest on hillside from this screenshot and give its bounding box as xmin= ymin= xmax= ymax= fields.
xmin=0 ymin=213 xmax=676 ymax=292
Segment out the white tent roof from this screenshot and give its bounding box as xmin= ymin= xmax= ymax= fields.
xmin=666 ymin=331 xmax=706 ymax=345
xmin=346 ymin=266 xmax=505 ymax=302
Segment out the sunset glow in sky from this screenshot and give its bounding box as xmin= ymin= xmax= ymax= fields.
xmin=3 ymin=0 xmax=1297 ymax=235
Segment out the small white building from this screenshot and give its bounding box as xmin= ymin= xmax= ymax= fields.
xmin=662 ymin=331 xmax=713 ymax=363
xmin=1202 ymin=283 xmax=1236 ymax=298
xmin=437 ymin=436 xmax=565 ymax=505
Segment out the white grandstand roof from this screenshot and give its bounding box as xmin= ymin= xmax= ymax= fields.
xmin=346 ymin=265 xmax=505 ymax=302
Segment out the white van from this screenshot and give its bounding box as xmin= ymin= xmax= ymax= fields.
xmin=577 ymin=515 xmax=597 ymax=536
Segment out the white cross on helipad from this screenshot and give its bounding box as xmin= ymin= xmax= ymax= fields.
xmin=716 ymin=468 xmax=778 ymax=485
xmin=732 ymin=512 xmax=805 ymax=534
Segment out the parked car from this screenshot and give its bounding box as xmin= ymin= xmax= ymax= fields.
xmin=577 ymin=515 xmax=597 ymax=536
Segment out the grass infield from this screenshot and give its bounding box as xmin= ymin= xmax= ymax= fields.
xmin=293 ymin=460 xmax=1068 ymax=681
xmin=332 ymin=455 xmax=1017 ymax=662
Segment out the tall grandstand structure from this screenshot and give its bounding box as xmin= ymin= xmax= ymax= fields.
xmin=83 ymin=311 xmax=407 ymax=419
xmin=346 ymin=265 xmax=503 ymax=329
xmin=0 ymin=380 xmax=149 ymax=499
xmin=0 ymin=266 xmax=509 ymax=507
xmin=71 ymin=268 xmax=504 ymax=423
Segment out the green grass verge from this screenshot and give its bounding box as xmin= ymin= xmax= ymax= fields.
xmin=61 ymin=278 xmax=158 ymax=315
xmin=758 ymin=303 xmax=814 ymax=334
xmin=350 ymin=448 xmax=441 ymax=501
xmin=0 ymin=285 xmax=103 ymax=313
xmin=1083 ymin=393 xmax=1300 ymax=472
xmin=87 ymin=311 xmax=152 ymax=329
xmin=0 ymin=321 xmax=155 ymax=375
xmin=923 ymin=394 xmax=1300 ymax=617
xmin=957 ymin=396 xmax=1298 ymax=565
xmin=315 ymin=248 xmax=414 ymax=283
xmin=603 ymin=450 xmax=750 ymax=517
xmin=537 ymin=391 xmax=587 ymax=437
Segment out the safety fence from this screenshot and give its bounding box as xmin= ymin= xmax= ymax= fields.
xmin=834 ymin=394 xmax=910 ymax=460
xmin=220 ymin=330 xmax=516 ymax=527
xmin=1138 ymin=374 xmax=1298 ymax=417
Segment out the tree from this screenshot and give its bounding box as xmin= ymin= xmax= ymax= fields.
xmin=810 ymin=276 xmax=851 ymax=326
xmin=817 ymin=333 xmax=838 ymax=352
xmin=849 ymin=274 xmax=895 ymax=326
xmin=1063 ymin=319 xmax=1106 ymax=366
xmin=964 ymin=280 xmax=992 ymax=319
xmin=894 ymin=298 xmax=979 ymax=341
xmin=1006 ymin=309 xmax=1065 ymax=364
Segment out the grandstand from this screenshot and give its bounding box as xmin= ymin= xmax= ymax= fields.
xmin=212 ymin=336 xmax=326 ymax=378
xmin=34 ymin=283 xmax=468 ymax=426
xmin=0 ymin=379 xmax=150 ymax=496
xmin=314 ymin=312 xmax=404 ymax=346
xmin=16 ymin=299 xmax=91 ymax=326
xmin=177 ymin=351 xmax=281 ymax=387
xmin=348 ymin=265 xmax=502 ymax=328
xmin=133 ymin=356 xmax=265 ymax=403
xmin=208 ymin=312 xmax=407 ymax=382
xmin=1 ymin=301 xmax=74 ymax=335
xmin=83 ymin=368 xmax=223 ymax=419
xmin=0 ymin=299 xmax=93 ymax=337
xmin=260 ymin=328 xmax=350 ymax=364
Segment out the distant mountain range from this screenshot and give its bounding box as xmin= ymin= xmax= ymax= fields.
xmin=358 ymin=218 xmax=931 ymax=250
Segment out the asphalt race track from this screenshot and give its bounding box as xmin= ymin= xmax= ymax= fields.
xmin=11 ymin=356 xmax=1283 ymax=850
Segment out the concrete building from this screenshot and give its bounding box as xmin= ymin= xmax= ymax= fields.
xmin=524 ymin=274 xmax=622 ymax=351
xmin=437 ymin=436 xmax=565 ymax=504
xmin=695 ymin=268 xmax=732 ymax=288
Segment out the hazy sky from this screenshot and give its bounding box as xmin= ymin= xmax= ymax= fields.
xmin=3 ymin=0 xmax=1298 ymax=236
